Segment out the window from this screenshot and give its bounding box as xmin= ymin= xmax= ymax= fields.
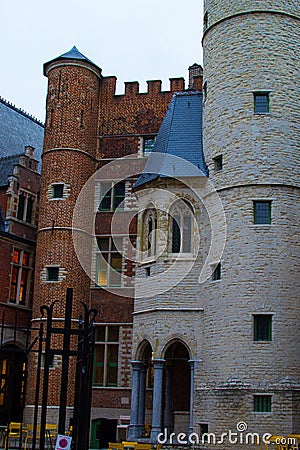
xmin=17 ymin=192 xmax=35 ymax=224
xmin=253 ymin=201 xmax=272 ymax=225
xmin=143 ymin=136 xmax=156 ymax=156
xmin=93 ymin=325 xmax=119 ymax=387
xmin=170 ymin=200 xmax=193 ymax=254
xmin=254 ymin=92 xmax=269 ymax=113
xmin=98 ymin=182 xmax=125 ymax=211
xmin=96 ymin=237 xmax=123 ymax=287
xmin=10 ymin=249 xmax=32 ymax=306
xmin=254 ymin=395 xmax=272 ymax=412
xmin=46 ymin=266 xmax=59 ymax=282
xmin=200 ymin=424 xmax=209 ymax=444
xmin=212 ymin=262 xmax=222 ymax=281
xmin=203 ymin=12 xmax=208 ymax=31
xmin=213 ymin=155 xmax=223 ymax=171
xmin=253 ymin=315 xmax=272 ymax=341
xmin=52 ymin=183 xmax=64 ymax=199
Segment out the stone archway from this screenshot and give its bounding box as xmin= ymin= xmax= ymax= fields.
xmin=163 ymin=341 xmax=191 ymax=435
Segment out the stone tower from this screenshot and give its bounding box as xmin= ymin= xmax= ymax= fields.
xmin=25 ymin=46 xmax=101 ymax=422
xmin=200 ymin=0 xmax=300 ymax=438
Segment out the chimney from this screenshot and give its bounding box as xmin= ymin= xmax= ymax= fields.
xmin=188 ymin=63 xmax=203 ymax=90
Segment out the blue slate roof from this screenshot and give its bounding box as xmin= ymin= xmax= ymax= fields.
xmin=0 ymin=98 xmax=44 ymax=186
xmin=134 ymin=91 xmax=208 ymax=188
xmin=43 ymin=46 xmax=101 ymax=76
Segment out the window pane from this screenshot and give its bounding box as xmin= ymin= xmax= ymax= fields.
xmin=99 ymin=183 xmax=112 ymax=211
xmin=254 ymin=94 xmax=269 ymax=113
xmin=111 ymin=238 xmax=123 ymax=252
xmin=95 ymin=327 xmax=106 ymax=342
xmin=107 ymin=345 xmax=118 ymax=386
xmin=97 ymin=238 xmax=109 ymax=251
xmin=47 ymin=267 xmax=59 ymax=281
xmin=97 ymin=254 xmax=108 ymax=286
xmin=94 ymin=346 xmax=104 ymax=386
xmin=110 ymin=254 xmax=122 ymax=286
xmin=254 ymin=315 xmax=272 ymax=341
xmin=254 ymin=201 xmax=271 ymax=224
xmin=26 ymin=197 xmax=33 ymax=223
xmin=113 ymin=182 xmax=125 ymax=210
xmin=254 ymin=395 xmax=271 ymax=412
xmin=53 ymin=184 xmax=64 ymax=199
xmin=182 ymin=214 xmax=192 ymax=252
xmin=172 ymin=216 xmax=181 ymax=253
xmin=22 ymin=252 xmax=30 ymax=266
xmin=19 ymin=269 xmax=28 ymax=305
xmin=13 ymin=250 xmax=21 ymax=264
xmin=143 ymin=137 xmax=156 ymax=155
xmin=17 ymin=195 xmax=25 ymax=220
xmin=108 ymin=326 xmax=119 ymax=342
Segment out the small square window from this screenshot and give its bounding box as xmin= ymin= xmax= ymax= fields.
xmin=52 ymin=184 xmax=64 ymax=199
xmin=46 ymin=267 xmax=59 ymax=281
xmin=254 ymin=201 xmax=272 ymax=225
xmin=253 ymin=315 xmax=272 ymax=341
xmin=254 ymin=395 xmax=272 ymax=412
xmin=212 ymin=263 xmax=221 ymax=281
xmin=254 ymin=93 xmax=269 ymax=113
xmin=213 ymin=155 xmax=223 ymax=171
xmin=143 ymin=136 xmax=156 ymax=156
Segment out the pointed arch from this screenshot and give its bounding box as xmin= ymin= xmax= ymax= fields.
xmin=169 ymin=198 xmax=194 ymax=254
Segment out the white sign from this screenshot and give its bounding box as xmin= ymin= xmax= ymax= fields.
xmin=55 ymin=434 xmax=72 ymax=450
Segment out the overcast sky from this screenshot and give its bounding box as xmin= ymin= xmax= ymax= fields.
xmin=1 ymin=0 xmax=203 ymax=122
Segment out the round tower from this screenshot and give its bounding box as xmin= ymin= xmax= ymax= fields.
xmin=26 ymin=46 xmax=101 ymax=423
xmin=200 ymin=0 xmax=300 ymax=438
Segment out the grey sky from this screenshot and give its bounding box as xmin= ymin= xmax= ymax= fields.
xmin=1 ymin=0 xmax=203 ymax=122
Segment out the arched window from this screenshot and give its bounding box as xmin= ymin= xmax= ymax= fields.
xmin=169 ymin=199 xmax=193 ymax=254
xmin=142 ymin=207 xmax=157 ymax=258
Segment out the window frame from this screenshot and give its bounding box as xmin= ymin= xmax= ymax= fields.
xmin=51 ymin=183 xmax=65 ymax=200
xmin=253 ymin=200 xmax=272 ymax=225
xmin=93 ymin=325 xmax=119 ymax=387
xmin=46 ymin=266 xmax=60 ymax=282
xmin=253 ymin=314 xmax=272 ymax=342
xmin=143 ymin=136 xmax=156 ymax=156
xmin=213 ymin=155 xmax=223 ymax=172
xmin=212 ymin=262 xmax=222 ymax=281
xmin=254 ymin=92 xmax=270 ymax=114
xmin=169 ymin=200 xmax=194 ymax=255
xmin=98 ymin=181 xmax=126 ymax=211
xmin=17 ymin=191 xmax=35 ymax=224
xmin=9 ymin=248 xmax=32 ymax=306
xmin=253 ymin=394 xmax=272 ymax=413
xmin=96 ymin=237 xmax=123 ymax=287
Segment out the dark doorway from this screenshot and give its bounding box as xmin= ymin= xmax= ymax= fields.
xmin=91 ymin=418 xmax=117 ymax=449
xmin=0 ymin=346 xmax=27 ymax=424
xmin=163 ymin=341 xmax=190 ymax=434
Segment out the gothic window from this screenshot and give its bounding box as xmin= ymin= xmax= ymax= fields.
xmin=169 ymin=200 xmax=193 ymax=254
xmin=143 ymin=207 xmax=157 ymax=258
xmin=17 ymin=191 xmax=35 ymax=224
xmin=9 ymin=249 xmax=32 ymax=306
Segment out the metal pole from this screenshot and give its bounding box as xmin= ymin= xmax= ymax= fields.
xmin=58 ymin=288 xmax=73 ymax=435
xmin=32 ymin=321 xmax=43 ymax=450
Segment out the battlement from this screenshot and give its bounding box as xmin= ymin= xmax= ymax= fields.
xmin=101 ymin=76 xmax=190 ymax=98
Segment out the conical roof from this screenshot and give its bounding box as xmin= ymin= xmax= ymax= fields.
xmin=43 ymin=45 xmax=101 ymax=76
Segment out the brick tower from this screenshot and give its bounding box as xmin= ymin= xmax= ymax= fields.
xmin=25 ymin=46 xmax=101 ymax=423
xmin=200 ymin=0 xmax=300 ymax=439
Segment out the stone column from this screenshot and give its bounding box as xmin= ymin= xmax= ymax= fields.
xmin=188 ymin=360 xmax=195 ymax=436
xmin=164 ymin=364 xmax=173 ymax=435
xmin=150 ymin=359 xmax=165 ymax=442
xmin=138 ymin=363 xmax=148 ymax=437
xmin=128 ymin=361 xmax=142 ymax=440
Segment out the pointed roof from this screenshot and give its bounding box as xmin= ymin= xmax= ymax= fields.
xmin=134 ymin=91 xmax=208 ymax=188
xmin=43 ymin=46 xmax=101 ymax=77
